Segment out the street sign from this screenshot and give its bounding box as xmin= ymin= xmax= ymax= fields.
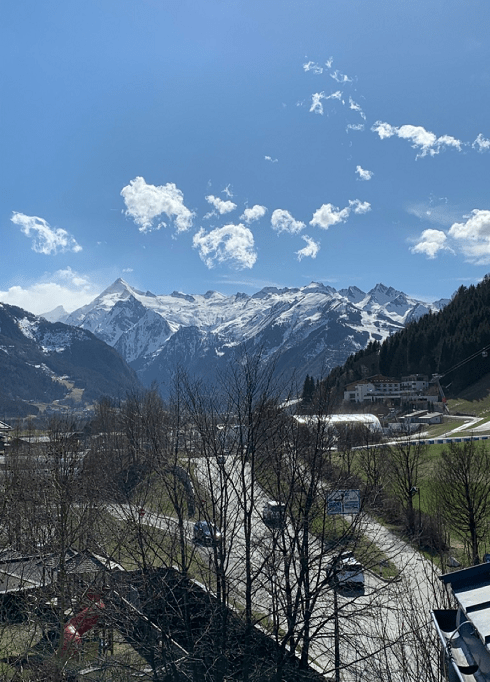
xmin=327 ymin=489 xmax=360 ymax=515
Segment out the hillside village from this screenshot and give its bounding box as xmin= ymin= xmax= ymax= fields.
xmin=2 ymin=279 xmax=490 ymax=680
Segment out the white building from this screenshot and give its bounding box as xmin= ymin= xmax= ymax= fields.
xmin=344 ymin=374 xmax=438 ymax=405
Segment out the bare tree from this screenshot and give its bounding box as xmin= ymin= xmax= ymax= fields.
xmin=434 ymin=439 xmax=490 ymax=565
xmin=386 ymin=434 xmax=428 ymax=536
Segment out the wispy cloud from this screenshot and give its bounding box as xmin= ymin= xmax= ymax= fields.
xmin=348 ymin=97 xmax=366 ymax=120
xmin=221 ymin=184 xmax=234 ymax=198
xmin=121 ymin=176 xmax=194 ymax=233
xmin=0 ymin=267 xmax=100 ymax=315
xmin=346 ymin=123 xmax=365 ymax=132
xmin=240 ymin=205 xmax=267 ymax=224
xmin=271 ymin=209 xmax=305 ymax=235
xmin=303 ymin=60 xmax=323 ymax=74
xmin=371 ymin=121 xmax=463 ymax=158
xmin=193 ymin=224 xmax=257 ymax=269
xmin=11 ymin=212 xmax=82 ymax=255
xmin=296 ymin=235 xmax=320 ymax=261
xmin=265 ymin=155 xmax=278 ymax=163
xmin=309 ymin=91 xmax=343 ymax=115
xmin=473 ymin=133 xmax=490 ymax=152
xmin=205 ymin=194 xmax=237 ymax=216
xmin=310 ymin=199 xmax=371 ymax=229
xmin=406 ymin=198 xmax=461 ymax=227
xmin=330 ymin=69 xmax=352 ymax=83
xmin=355 ymin=165 xmax=373 ymax=181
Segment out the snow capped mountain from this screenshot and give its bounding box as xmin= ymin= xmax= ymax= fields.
xmin=40 ymin=305 xmax=69 ymax=323
xmin=0 ymin=302 xmax=140 ymax=415
xmin=65 ymin=279 xmax=449 ymax=394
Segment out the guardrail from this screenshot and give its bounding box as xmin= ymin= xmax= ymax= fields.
xmin=417 ymin=435 xmax=489 ymax=445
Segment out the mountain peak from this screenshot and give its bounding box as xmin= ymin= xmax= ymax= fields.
xmin=40 ymin=305 xmax=69 ymax=323
xmin=338 ymin=286 xmax=366 ymax=303
xmin=170 ymin=291 xmax=195 ymax=303
xmin=100 ymin=278 xmax=134 ymax=298
xmin=302 ymin=282 xmax=335 ymax=295
xmin=367 ymin=283 xmax=403 ymax=303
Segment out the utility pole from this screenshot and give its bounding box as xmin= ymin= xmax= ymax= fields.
xmin=334 ymin=577 xmax=340 ymax=682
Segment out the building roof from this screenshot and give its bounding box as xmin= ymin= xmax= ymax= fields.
xmin=0 ymin=548 xmax=122 ymax=594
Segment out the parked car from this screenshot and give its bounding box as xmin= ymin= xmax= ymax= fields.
xmin=193 ymin=521 xmax=222 ymax=546
xmin=262 ymin=500 xmax=285 ymax=528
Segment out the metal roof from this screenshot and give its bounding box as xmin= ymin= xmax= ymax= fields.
xmin=433 ymin=563 xmax=490 ymax=680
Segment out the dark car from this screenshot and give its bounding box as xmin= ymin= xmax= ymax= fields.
xmin=262 ymin=500 xmax=286 ymax=528
xmin=193 ymin=521 xmax=222 ymax=546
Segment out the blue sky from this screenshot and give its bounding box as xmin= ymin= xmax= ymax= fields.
xmin=2 ymin=0 xmax=490 ymax=314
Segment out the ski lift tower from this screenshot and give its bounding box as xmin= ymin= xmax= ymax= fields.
xmin=431 ymin=374 xmax=449 ymax=414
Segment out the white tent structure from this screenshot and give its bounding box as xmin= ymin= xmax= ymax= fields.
xmin=293 ymin=413 xmax=382 ymax=433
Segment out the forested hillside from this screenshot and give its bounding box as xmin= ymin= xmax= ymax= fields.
xmin=324 ymin=275 xmax=490 ymax=399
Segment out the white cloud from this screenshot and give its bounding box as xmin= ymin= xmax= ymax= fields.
xmin=310 ymin=203 xmax=350 ymax=229
xmin=435 ymin=134 xmax=462 ymax=151
xmin=265 ymin=155 xmax=278 ymax=163
xmin=205 ymin=194 xmax=237 ymax=215
xmin=410 ymin=229 xmax=452 ymax=259
xmin=303 ymin=61 xmax=323 ymax=74
xmin=346 ymin=123 xmax=365 ymax=132
xmin=473 ymin=133 xmax=490 ymax=152
xmin=121 ymin=176 xmax=194 ymax=233
xmin=348 ymin=97 xmax=366 ymax=120
xmin=0 ymin=267 xmax=100 ymax=315
xmin=410 ymin=209 xmax=490 ymax=263
xmin=355 ymin=165 xmax=373 ymax=181
xmin=371 ymin=121 xmax=397 ymax=139
xmin=371 ymin=121 xmax=463 ymax=157
xmin=349 ymin=199 xmax=371 ymax=214
xmin=222 ymin=184 xmax=234 ymax=198
xmin=448 ymin=209 xmax=490 ymax=263
xmin=193 ymin=224 xmax=257 ymax=269
xmin=309 ymin=90 xmax=343 ymax=115
xmin=296 ymin=235 xmax=320 ymax=261
xmin=330 ymin=70 xmax=352 ymax=83
xmin=240 ymin=205 xmax=267 ymax=224
xmin=271 ymin=209 xmax=305 ymax=235
xmin=310 ymin=92 xmax=326 ymax=115
xmin=310 ymin=199 xmax=371 ymax=229
xmin=11 ymin=212 xmax=82 ymax=255
xmin=325 ymin=57 xmax=334 ymax=69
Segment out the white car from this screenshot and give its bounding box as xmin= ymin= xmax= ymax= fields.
xmin=328 ymin=552 xmax=365 ymax=591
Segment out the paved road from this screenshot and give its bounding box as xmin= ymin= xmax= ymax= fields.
xmin=107 ymin=456 xmax=444 ymax=681
xmin=191 ymin=456 xmax=443 ymax=681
